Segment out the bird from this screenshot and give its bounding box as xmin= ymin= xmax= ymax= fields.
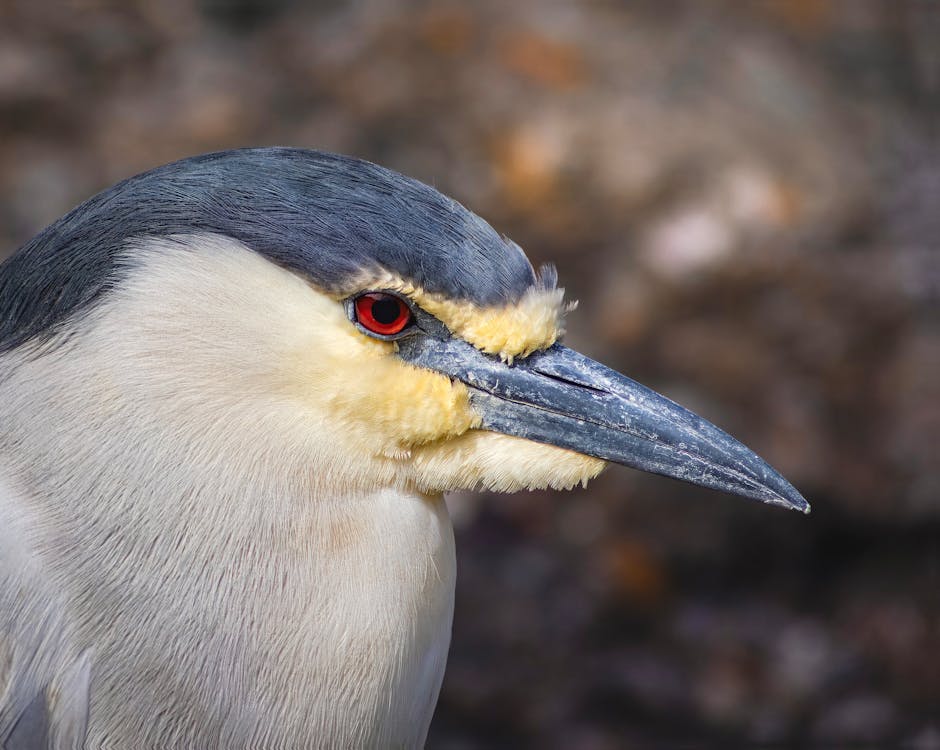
xmin=0 ymin=147 xmax=807 ymax=749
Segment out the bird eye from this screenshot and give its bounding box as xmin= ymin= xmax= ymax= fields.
xmin=352 ymin=292 xmax=414 ymax=337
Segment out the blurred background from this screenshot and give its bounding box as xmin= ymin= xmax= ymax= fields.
xmin=0 ymin=0 xmax=936 ymax=746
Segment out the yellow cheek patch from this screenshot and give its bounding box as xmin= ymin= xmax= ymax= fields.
xmin=359 ymin=273 xmax=567 ymax=361
xmin=319 ymin=338 xmax=480 ymax=453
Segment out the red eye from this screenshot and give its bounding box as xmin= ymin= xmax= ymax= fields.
xmin=353 ymin=293 xmax=414 ymax=336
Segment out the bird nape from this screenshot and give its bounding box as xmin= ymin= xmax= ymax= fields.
xmin=0 ymin=148 xmax=807 ymax=749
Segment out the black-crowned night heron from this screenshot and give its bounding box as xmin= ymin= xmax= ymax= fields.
xmin=0 ymin=148 xmax=807 ymax=749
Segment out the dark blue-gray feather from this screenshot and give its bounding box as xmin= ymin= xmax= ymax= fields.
xmin=0 ymin=148 xmax=537 ymax=353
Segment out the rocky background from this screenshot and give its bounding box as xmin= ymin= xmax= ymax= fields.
xmin=0 ymin=0 xmax=936 ymax=746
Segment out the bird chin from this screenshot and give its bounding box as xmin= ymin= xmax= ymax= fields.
xmin=407 ymin=430 xmax=607 ymax=494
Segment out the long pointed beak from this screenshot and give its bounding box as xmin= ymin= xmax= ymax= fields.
xmin=397 ymin=335 xmax=809 ymax=512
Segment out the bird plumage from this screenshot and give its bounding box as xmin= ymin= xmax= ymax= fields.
xmin=0 ymin=229 xmax=592 ymax=748
xmin=0 ymin=148 xmax=538 ymax=355
xmin=0 ymin=148 xmax=806 ymax=749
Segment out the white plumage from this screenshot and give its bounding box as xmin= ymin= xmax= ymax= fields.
xmin=1 ymin=238 xmax=459 ymax=747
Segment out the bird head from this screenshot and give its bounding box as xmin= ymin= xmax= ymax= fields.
xmin=0 ymin=148 xmax=807 ymax=511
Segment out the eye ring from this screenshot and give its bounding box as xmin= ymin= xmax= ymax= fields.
xmin=349 ymin=291 xmax=415 ymax=339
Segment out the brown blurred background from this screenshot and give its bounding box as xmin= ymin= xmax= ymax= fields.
xmin=0 ymin=0 xmax=936 ymax=746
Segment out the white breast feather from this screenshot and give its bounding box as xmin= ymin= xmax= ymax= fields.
xmin=0 ymin=236 xmax=456 ymax=748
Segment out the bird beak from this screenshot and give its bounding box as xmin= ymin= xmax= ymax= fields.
xmin=397 ymin=335 xmax=809 ymax=512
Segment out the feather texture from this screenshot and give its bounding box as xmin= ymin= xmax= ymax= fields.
xmin=0 ymin=238 xmax=458 ymax=748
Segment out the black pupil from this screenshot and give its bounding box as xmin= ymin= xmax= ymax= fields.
xmin=371 ymin=297 xmax=402 ymax=325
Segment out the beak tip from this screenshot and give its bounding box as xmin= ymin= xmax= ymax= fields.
xmin=767 ymin=484 xmax=811 ymax=514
